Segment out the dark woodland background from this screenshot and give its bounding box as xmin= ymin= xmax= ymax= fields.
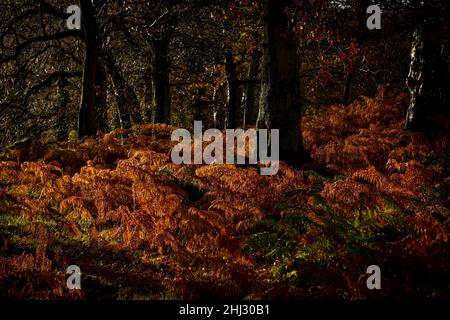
xmin=0 ymin=0 xmax=449 ymax=300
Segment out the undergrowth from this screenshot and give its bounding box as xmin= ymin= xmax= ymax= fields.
xmin=0 ymin=90 xmax=449 ymax=299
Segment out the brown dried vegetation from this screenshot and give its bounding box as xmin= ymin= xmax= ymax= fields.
xmin=1 ymin=92 xmax=449 ymax=299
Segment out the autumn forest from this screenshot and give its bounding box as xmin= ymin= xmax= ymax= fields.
xmin=0 ymin=0 xmax=449 ymax=301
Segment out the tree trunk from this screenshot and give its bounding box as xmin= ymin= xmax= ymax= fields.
xmin=78 ymin=0 xmax=99 ymax=138
xmin=257 ymin=0 xmax=307 ymax=166
xmin=225 ymin=46 xmax=239 ymax=128
xmin=243 ymin=49 xmax=261 ymax=127
xmin=343 ymin=0 xmax=370 ymax=106
xmin=405 ymin=20 xmax=449 ymax=133
xmin=152 ymin=37 xmax=171 ymax=124
xmin=212 ymin=84 xmax=219 ymax=128
xmin=95 ymin=61 xmax=108 ymax=133
xmin=103 ymin=53 xmax=140 ymax=129
xmin=343 ymin=72 xmax=353 ymax=106
xmin=211 ymin=83 xmax=227 ymax=129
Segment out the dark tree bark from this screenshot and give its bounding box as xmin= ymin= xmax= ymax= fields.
xmin=78 ymin=0 xmax=99 ymax=138
xmin=103 ymin=53 xmax=140 ymax=129
xmin=95 ymin=61 xmax=108 ymax=133
xmin=257 ymin=0 xmax=307 ymax=166
xmin=243 ymin=48 xmax=261 ymax=127
xmin=224 ymin=46 xmax=239 ymax=128
xmin=212 ymin=81 xmax=226 ymax=129
xmin=152 ymin=37 xmax=171 ymax=124
xmin=212 ymin=84 xmax=219 ymax=128
xmin=405 ymin=18 xmax=449 ymax=133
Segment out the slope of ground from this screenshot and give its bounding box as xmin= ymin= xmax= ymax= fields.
xmin=0 ymin=90 xmax=449 ymax=299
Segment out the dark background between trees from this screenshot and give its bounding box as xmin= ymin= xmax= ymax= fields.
xmin=0 ymin=0 xmax=449 ymax=165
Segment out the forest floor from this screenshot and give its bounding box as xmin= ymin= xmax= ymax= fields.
xmin=1 ymin=89 xmax=449 ymax=300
